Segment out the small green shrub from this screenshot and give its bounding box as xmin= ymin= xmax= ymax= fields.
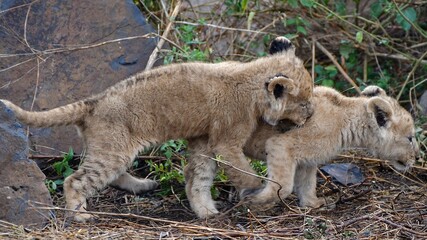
xmin=146 ymin=139 xmax=188 ymax=195
xmin=45 ymin=148 xmax=74 ymax=194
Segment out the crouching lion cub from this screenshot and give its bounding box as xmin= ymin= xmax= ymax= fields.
xmin=242 ymin=85 xmax=420 ymax=209
xmin=0 ymin=37 xmax=312 ymax=222
xmin=186 ymin=85 xmax=419 ymax=217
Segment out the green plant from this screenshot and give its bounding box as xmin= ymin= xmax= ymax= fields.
xmin=314 ymin=64 xmax=338 ymax=88
xmin=283 ymin=15 xmax=312 ymax=36
xmin=164 ymin=23 xmax=210 ymax=64
xmin=146 ymin=139 xmax=188 ymax=195
xmin=45 ymin=147 xmax=74 ymax=193
xmin=250 ymin=159 xmax=267 ymax=177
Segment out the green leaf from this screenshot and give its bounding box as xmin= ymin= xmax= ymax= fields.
xmin=285 ymin=18 xmax=297 ymax=26
xmin=356 ymin=31 xmax=363 ymax=43
xmin=396 ymin=7 xmax=417 ymax=31
xmin=339 ymin=43 xmax=355 ymax=59
xmin=296 ymin=25 xmax=307 ymax=35
xmin=334 ymin=0 xmax=346 ymax=15
xmin=325 ymin=65 xmax=337 ymax=71
xmin=300 ymin=0 xmax=314 ymax=8
xmin=314 ymin=65 xmax=324 ymax=74
xmin=53 ymin=161 xmax=64 ymax=176
xmin=240 ymin=0 xmax=248 ymax=12
xmin=54 ymin=179 xmax=64 ymax=185
xmin=63 ymin=166 xmax=74 ymax=178
xmin=321 ymin=79 xmax=334 ymax=87
xmin=63 ymin=147 xmax=74 ymax=162
xmin=288 ymin=0 xmax=299 ymax=8
xmin=370 ymin=1 xmax=383 ymax=18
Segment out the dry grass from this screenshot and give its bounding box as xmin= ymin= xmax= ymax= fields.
xmin=1 ymin=156 xmax=426 ymax=239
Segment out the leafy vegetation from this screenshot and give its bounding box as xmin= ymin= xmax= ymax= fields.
xmin=45 ymin=148 xmax=75 ymax=194
xmin=146 ymin=139 xmax=188 ymax=195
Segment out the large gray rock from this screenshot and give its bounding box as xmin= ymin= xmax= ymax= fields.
xmin=0 ymin=101 xmax=53 ymax=229
xmin=0 ymin=0 xmax=159 ymax=154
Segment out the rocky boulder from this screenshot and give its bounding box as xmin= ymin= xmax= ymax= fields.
xmin=0 ymin=101 xmax=53 ymax=229
xmin=0 ymin=0 xmax=159 ymax=155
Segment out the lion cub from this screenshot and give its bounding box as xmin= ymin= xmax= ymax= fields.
xmin=0 ymin=37 xmax=311 ymax=222
xmin=242 ymin=85 xmax=420 ymax=209
xmin=186 ymin=85 xmax=419 ymax=217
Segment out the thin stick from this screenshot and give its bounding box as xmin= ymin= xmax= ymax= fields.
xmin=145 ymin=0 xmax=182 ymax=71
xmin=174 ymin=20 xmax=273 ymax=35
xmin=315 ymin=41 xmax=361 ymax=94
xmin=396 ymin=49 xmax=427 ymax=100
xmin=368 ymin=52 xmax=427 ymax=65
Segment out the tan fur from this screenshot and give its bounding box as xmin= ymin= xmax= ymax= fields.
xmin=0 ymin=42 xmax=312 ymax=222
xmin=185 ymin=85 xmax=419 ymax=218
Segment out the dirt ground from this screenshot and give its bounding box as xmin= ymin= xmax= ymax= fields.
xmin=1 ymin=154 xmax=426 ymax=239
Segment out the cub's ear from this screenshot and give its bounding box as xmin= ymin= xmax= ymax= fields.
xmin=361 ymin=85 xmax=387 ymax=97
xmin=366 ymin=97 xmax=394 ymax=128
xmin=269 ymin=36 xmax=295 ymax=55
xmin=265 ymin=76 xmax=298 ymax=99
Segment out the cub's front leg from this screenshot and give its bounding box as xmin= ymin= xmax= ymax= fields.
xmin=212 ymin=144 xmax=263 ymax=193
xmin=293 ymin=164 xmax=326 ymax=208
xmin=210 ymin=123 xmax=263 ymax=194
xmin=241 ymin=135 xmax=297 ymax=209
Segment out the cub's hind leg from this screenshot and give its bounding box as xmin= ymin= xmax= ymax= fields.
xmin=185 ymin=138 xmax=219 ymax=218
xmin=63 ymin=125 xmax=143 ymax=222
xmin=110 ymin=172 xmax=158 ymax=195
xmin=294 ymin=165 xmax=326 ymax=208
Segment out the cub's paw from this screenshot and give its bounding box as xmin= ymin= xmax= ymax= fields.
xmin=67 ymin=212 xmax=96 ymax=223
xmin=240 ymin=188 xmax=276 ymax=211
xmin=269 ymin=36 xmax=294 ymax=55
xmin=300 ymin=197 xmax=327 ymax=209
xmin=131 ymin=179 xmax=159 ymax=195
xmin=240 ymin=187 xmax=263 ymax=199
xmin=194 ymin=206 xmax=220 ymax=219
xmin=139 ymin=179 xmax=159 ymax=192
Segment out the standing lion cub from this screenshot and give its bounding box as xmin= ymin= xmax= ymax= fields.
xmin=0 ymin=37 xmax=313 ymax=222
xmin=186 ymin=85 xmax=420 ymax=217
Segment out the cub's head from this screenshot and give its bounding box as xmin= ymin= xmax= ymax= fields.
xmin=265 ymin=36 xmax=314 ymax=126
xmin=280 ymin=66 xmax=313 ymax=126
xmin=263 ymin=75 xmax=298 ymax=125
xmin=362 ymin=86 xmax=420 ymax=171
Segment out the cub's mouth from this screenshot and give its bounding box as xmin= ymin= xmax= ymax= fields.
xmin=390 ymin=159 xmax=412 ymax=172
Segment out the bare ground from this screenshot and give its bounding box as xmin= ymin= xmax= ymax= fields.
xmin=1 ymin=154 xmax=426 ymax=239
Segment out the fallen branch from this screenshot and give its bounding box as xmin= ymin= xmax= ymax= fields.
xmin=315 ymin=41 xmax=361 ymax=94
xmin=145 ymin=0 xmax=182 ymax=71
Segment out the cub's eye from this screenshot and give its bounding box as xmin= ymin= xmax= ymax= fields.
xmin=300 ymin=103 xmax=307 ymax=108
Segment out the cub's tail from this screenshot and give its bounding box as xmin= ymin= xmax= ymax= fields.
xmin=0 ymin=99 xmax=96 ymax=127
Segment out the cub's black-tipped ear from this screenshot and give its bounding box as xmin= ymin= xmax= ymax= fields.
xmin=269 ymin=36 xmax=295 ymax=55
xmin=361 ymin=85 xmax=387 ymax=97
xmin=366 ymin=97 xmax=394 ymax=128
xmin=266 ymin=76 xmax=298 ymax=99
